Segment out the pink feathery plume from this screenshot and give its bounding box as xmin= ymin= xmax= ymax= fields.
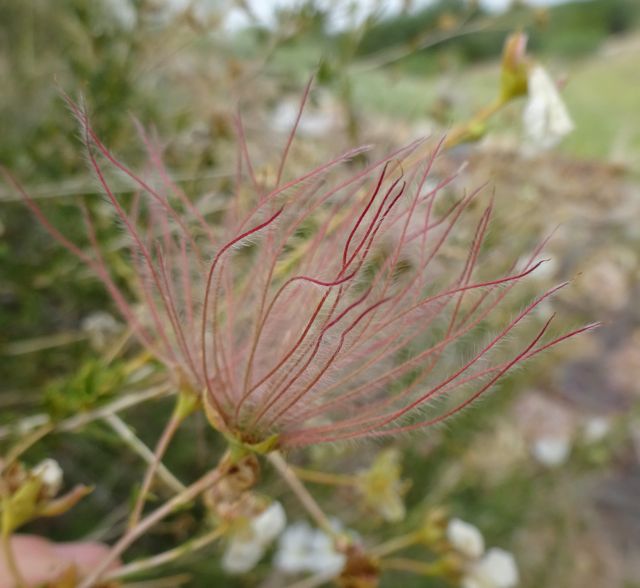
xmin=6 ymin=87 xmax=597 ymax=449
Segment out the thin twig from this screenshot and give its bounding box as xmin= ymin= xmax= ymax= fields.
xmin=128 ymin=404 xmax=185 ymax=529
xmin=369 ymin=531 xmax=422 ymax=558
xmin=104 ymin=414 xmax=185 ymax=494
xmin=268 ymin=452 xmax=334 ymax=536
xmin=2 ymin=332 xmax=86 ymax=356
xmin=380 ymin=557 xmax=439 ymax=575
xmin=105 ymin=526 xmax=225 ymax=581
xmin=283 ymin=571 xmax=336 ymax=588
xmin=1 ymin=533 xmax=27 ymax=588
xmin=120 ymin=573 xmax=191 ymax=587
xmin=0 ymin=384 xmax=173 ymax=441
xmin=0 ymin=170 xmax=233 ymax=202
xmin=292 ymin=466 xmax=356 ymax=487
xmin=0 ymin=423 xmax=55 ymax=476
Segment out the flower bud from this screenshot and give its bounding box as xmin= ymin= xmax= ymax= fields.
xmin=500 ymin=32 xmax=530 ymax=102
xmin=32 ymin=459 xmax=63 ymax=498
xmin=446 ymin=518 xmax=485 ymax=559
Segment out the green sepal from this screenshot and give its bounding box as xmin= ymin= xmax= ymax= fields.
xmin=1 ymin=477 xmax=43 ymax=535
xmin=174 ymin=388 xmax=201 ymax=421
xmin=226 ymin=433 xmax=280 ymax=464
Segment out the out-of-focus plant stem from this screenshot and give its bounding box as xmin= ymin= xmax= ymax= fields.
xmin=292 ymin=466 xmax=356 ymax=487
xmin=0 ymin=424 xmax=54 ymax=476
xmin=283 ymin=570 xmax=338 ymax=588
xmin=380 ymin=557 xmax=443 ymax=575
xmin=445 ymin=96 xmax=506 ymax=148
xmin=0 ymin=474 xmax=26 ymax=588
xmin=370 ymin=530 xmax=423 ymax=558
xmin=0 ymin=531 xmax=26 ymax=588
xmin=128 ymin=392 xmax=198 ymax=529
xmin=396 ymin=93 xmax=508 ymax=174
xmin=104 ymin=414 xmax=185 ymax=494
xmin=104 ymin=525 xmax=226 ymax=582
xmin=0 ymin=384 xmax=173 ymax=441
xmin=268 ymin=451 xmax=335 ymax=537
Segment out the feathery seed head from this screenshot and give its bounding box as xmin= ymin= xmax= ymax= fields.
xmin=8 ymin=86 xmax=595 ymax=452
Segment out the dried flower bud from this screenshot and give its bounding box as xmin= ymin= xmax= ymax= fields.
xmin=204 ymin=453 xmax=260 ymax=520
xmin=338 ymin=543 xmax=380 ymax=588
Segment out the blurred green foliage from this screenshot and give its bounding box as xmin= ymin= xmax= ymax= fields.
xmin=356 ymin=0 xmax=640 ymax=67
xmin=43 ymin=358 xmax=126 ymax=420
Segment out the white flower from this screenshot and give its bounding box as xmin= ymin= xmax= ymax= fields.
xmin=463 ymin=548 xmax=519 ymax=588
xmin=446 ymin=518 xmax=485 ymax=559
xmin=583 ymin=417 xmax=610 ymax=443
xmin=531 ymin=435 xmax=571 ymax=467
xmin=81 ymin=311 xmax=121 ymax=351
xmin=222 ymin=537 xmax=266 ymax=574
xmin=270 ymin=94 xmax=337 ymax=138
xmin=222 ymin=501 xmax=287 ymax=575
xmin=275 ymin=521 xmax=346 ymax=577
xmin=32 ymin=459 xmax=63 ymax=497
xmin=523 ymin=66 xmax=574 ymax=152
xmin=252 ymin=500 xmax=287 ymax=543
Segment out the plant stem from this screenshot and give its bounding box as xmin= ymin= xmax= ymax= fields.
xmin=283 ymin=570 xmax=336 ymax=588
xmin=380 ymin=557 xmax=441 ymax=576
xmin=369 ymin=530 xmax=423 ymax=558
xmin=444 ymin=96 xmax=506 ymax=148
xmin=104 ymin=414 xmax=185 ymax=494
xmin=105 ymin=526 xmax=226 ymax=581
xmin=400 ymin=95 xmax=507 ymax=171
xmin=292 ymin=466 xmax=356 ymax=487
xmin=0 ymin=384 xmax=173 ymax=441
xmin=128 ymin=394 xmax=196 ymax=528
xmin=78 ymin=463 xmax=225 ymax=588
xmin=0 ymin=423 xmax=55 ymax=476
xmin=268 ymin=451 xmax=334 ymax=536
xmin=1 ymin=533 xmax=27 ymax=588
xmin=120 ymin=573 xmax=191 ymax=587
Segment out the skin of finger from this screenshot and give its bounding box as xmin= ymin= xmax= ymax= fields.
xmin=0 ymin=535 xmax=118 ymax=586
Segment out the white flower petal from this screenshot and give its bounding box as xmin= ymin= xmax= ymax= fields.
xmin=222 ymin=538 xmax=265 ymax=574
xmin=469 ymin=548 xmax=519 ymax=588
xmin=32 ymin=459 xmax=63 ymax=497
xmin=275 ymin=521 xmax=345 ymax=576
xmin=523 ymin=66 xmax=574 ymax=152
xmin=461 ymin=577 xmax=483 ymax=588
xmin=447 ymin=518 xmax=485 ymax=559
xmin=275 ymin=522 xmax=317 ymax=573
xmin=252 ymin=501 xmax=286 ymax=545
xmin=531 ymin=435 xmax=571 ymax=467
xmin=583 ymin=417 xmax=610 ymax=443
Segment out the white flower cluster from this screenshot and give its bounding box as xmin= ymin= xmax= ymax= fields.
xmin=222 ymin=501 xmax=286 ymax=574
xmin=275 ymin=521 xmax=346 ymax=577
xmin=447 ymin=518 xmax=519 ymax=588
